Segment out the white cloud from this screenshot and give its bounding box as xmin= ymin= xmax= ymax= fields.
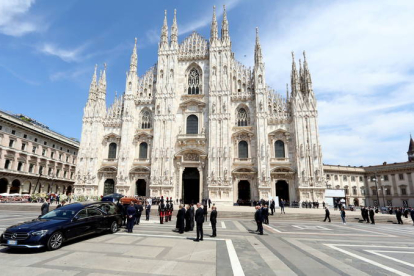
xmin=39 ymin=43 xmax=87 ymax=62
xmin=0 ymin=0 xmax=41 ymax=36
xmin=247 ymin=0 xmax=414 ymax=165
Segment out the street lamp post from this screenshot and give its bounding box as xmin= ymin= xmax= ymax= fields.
xmin=370 ymin=173 xmax=383 ymax=208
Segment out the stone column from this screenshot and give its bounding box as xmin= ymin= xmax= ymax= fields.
xmin=391 ymin=174 xmax=398 ymax=195
xmin=178 ymin=164 xmax=183 ymax=201
xmin=198 ymin=166 xmax=203 ymax=203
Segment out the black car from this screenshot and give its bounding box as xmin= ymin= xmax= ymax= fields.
xmin=0 ymin=201 xmax=122 ymax=250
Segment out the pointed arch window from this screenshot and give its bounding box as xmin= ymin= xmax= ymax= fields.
xmin=108 ymin=143 xmax=117 ymax=159
xmin=238 ymin=141 xmax=248 ymax=159
xmin=237 ymin=108 xmax=248 ymax=126
xmin=275 ymin=140 xmax=285 ymax=158
xmin=186 ymin=115 xmax=198 ymax=134
xmin=141 ymin=110 xmax=151 ymax=129
xmin=139 ymin=142 xmax=148 ymax=159
xmin=188 ymin=68 xmax=200 ymax=94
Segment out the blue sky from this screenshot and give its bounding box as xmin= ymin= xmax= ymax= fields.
xmin=0 ymin=0 xmax=413 ymax=166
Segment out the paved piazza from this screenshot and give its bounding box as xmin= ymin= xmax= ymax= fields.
xmin=1 ymin=211 xmax=414 ymax=276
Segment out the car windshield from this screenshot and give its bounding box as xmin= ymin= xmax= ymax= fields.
xmin=40 ymin=209 xmax=77 ymax=220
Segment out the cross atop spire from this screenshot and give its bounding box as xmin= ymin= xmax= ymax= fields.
xmin=210 ymin=5 xmax=218 ymax=42
xmin=129 ymin=38 xmax=137 ymax=73
xmin=160 ymin=10 xmax=169 ymax=47
xmin=171 ymin=9 xmax=178 ymax=46
xmin=221 ymin=5 xmax=229 ymax=41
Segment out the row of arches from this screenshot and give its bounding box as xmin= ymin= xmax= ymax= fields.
xmin=103 ymin=179 xmax=147 ymax=196
xmin=237 ymin=180 xmax=289 ymax=204
xmin=0 ymin=178 xmax=73 ymax=195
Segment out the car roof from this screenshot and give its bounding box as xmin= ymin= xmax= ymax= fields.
xmin=58 ymin=201 xmax=113 ymax=211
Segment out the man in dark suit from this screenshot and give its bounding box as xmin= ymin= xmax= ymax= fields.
xmin=41 ymin=199 xmax=50 ymax=215
xmin=369 ymin=207 xmax=375 ymax=224
xmin=396 ymin=208 xmax=403 ymax=224
xmin=135 ymin=201 xmax=143 ymax=225
xmin=145 ymin=201 xmax=151 ymax=221
xmin=270 ymin=200 xmax=275 ymax=215
xmin=255 ymin=205 xmax=263 ymax=235
xmin=176 ymin=204 xmax=185 ymax=234
xmin=280 ymin=199 xmax=285 ymax=214
xmin=56 ymin=200 xmax=66 ymax=209
xmin=323 ymin=207 xmax=331 ymax=222
xmin=185 ymin=205 xmax=191 ymax=232
xmin=194 ymin=203 xmax=204 ymax=241
xmin=190 ymin=203 xmax=195 ymax=231
xmin=210 ymin=206 xmax=217 ymax=237
xmin=126 ymin=202 xmax=136 ymax=233
xmin=263 ymin=205 xmax=269 ymax=224
xmin=410 ymin=207 xmax=414 ymax=226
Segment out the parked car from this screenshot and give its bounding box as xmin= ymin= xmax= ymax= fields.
xmin=0 ymin=201 xmax=122 ymax=250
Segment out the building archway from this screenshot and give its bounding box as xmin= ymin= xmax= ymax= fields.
xmin=136 ymin=179 xmax=147 ymax=196
xmin=10 ymin=180 xmax=21 ymax=194
xmin=66 ymin=185 xmax=73 ymax=195
xmin=103 ymin=179 xmax=114 ymax=196
xmin=0 ymin=178 xmax=8 ymax=193
xmin=182 ymin=168 xmax=199 ymax=204
xmin=276 ymin=180 xmax=289 ymax=203
xmin=238 ymin=180 xmax=251 ymax=205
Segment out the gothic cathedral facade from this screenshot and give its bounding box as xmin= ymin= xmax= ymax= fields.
xmin=74 ymin=7 xmax=325 ymax=205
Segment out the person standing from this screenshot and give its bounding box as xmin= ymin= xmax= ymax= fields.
xmin=270 ymin=200 xmax=275 ymax=215
xmin=190 ymin=203 xmax=195 ymax=231
xmin=369 ymin=207 xmax=375 ymax=224
xmin=41 ymin=199 xmax=50 ymax=215
xmin=396 ymin=208 xmax=403 ymax=224
xmin=185 ymin=205 xmax=191 ymax=232
xmin=203 ymin=204 xmax=208 ymax=221
xmin=280 ymin=199 xmax=285 ymax=214
xmin=322 ymin=201 xmax=326 ymax=208
xmin=323 ymin=207 xmax=331 ymax=222
xmin=126 ymin=202 xmax=136 ymax=233
xmin=56 ymin=194 xmax=60 ymax=205
xmin=194 ymin=203 xmax=204 ymax=241
xmin=263 ymin=205 xmax=269 ymax=224
xmin=56 ymin=200 xmax=66 ymax=209
xmin=255 ymin=205 xmax=263 ymax=235
xmin=145 ymin=201 xmax=151 ymax=221
xmin=208 ymin=198 xmax=211 ymax=209
xmin=410 ymin=207 xmax=414 ymax=226
xmin=176 ymin=204 xmax=185 ymax=234
xmin=340 ymin=206 xmax=346 ymax=225
xmin=210 ymin=206 xmax=217 ymax=237
xmin=361 ymin=207 xmax=366 ymax=222
xmin=135 ymin=201 xmax=143 ymax=225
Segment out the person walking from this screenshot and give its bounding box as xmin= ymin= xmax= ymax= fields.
xmin=255 ymin=205 xmax=263 ymax=235
xmin=176 ymin=204 xmax=185 ymax=234
xmin=145 ymin=201 xmax=151 ymax=221
xmin=270 ymin=200 xmax=275 ymax=215
xmin=323 ymin=207 xmax=331 ymax=222
xmin=203 ymin=204 xmax=208 ymax=222
xmin=280 ymin=199 xmax=285 ymax=214
xmin=41 ymin=199 xmax=50 ymax=215
xmin=208 ymin=198 xmax=212 ymax=209
xmin=126 ymin=202 xmax=136 ymax=233
xmin=135 ymin=201 xmax=143 ymax=225
xmin=194 ymin=203 xmax=204 ymax=241
xmin=410 ymin=207 xmax=414 ymax=226
xmin=396 ymin=208 xmax=403 ymax=224
xmin=340 ymin=206 xmax=346 ymax=225
xmin=210 ymin=206 xmax=217 ymax=237
xmin=369 ymin=207 xmax=375 ymax=224
xmin=263 ymin=205 xmax=269 ymax=224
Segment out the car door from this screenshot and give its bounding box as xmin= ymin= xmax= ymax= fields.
xmin=64 ymin=209 xmax=89 ymax=240
xmin=86 ymin=208 xmax=104 ymax=233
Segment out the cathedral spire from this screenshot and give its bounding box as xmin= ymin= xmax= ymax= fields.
xmin=302 ymin=51 xmax=313 ymax=94
xmin=170 ymin=9 xmax=178 ymax=47
xmin=254 ymin=27 xmax=263 ymax=66
xmin=221 ymin=5 xmax=230 ymax=42
xmin=160 ymin=10 xmax=169 ymax=48
xmin=98 ymin=63 xmax=107 ymax=99
xmin=291 ymin=52 xmax=299 ymax=96
xmin=129 ymin=38 xmax=137 ymax=74
xmin=88 ymin=64 xmax=98 ymax=101
xmin=408 ymin=134 xmax=414 ymax=162
xmin=210 ymin=5 xmax=218 ymax=42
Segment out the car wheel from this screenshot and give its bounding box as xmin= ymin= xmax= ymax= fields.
xmin=47 ymin=231 xmax=63 ymax=250
xmin=110 ymin=221 xmax=118 ymax=233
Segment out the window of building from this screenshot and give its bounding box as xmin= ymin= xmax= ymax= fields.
xmin=32 ymin=146 xmax=37 ymax=154
xmin=29 ymin=164 xmax=34 ymax=173
xmin=359 ymin=176 xmax=363 ymax=182
xmin=66 ymin=156 xmax=69 ymax=162
xmin=56 ymin=169 xmax=60 ymax=177
xmin=237 ymin=108 xmax=248 ymax=126
xmin=34 ymin=138 xmax=37 ymax=142
xmin=5 ymin=160 xmax=11 ymax=169
xmin=334 ymin=175 xmax=338 ymax=181
xmin=67 ymin=149 xmax=69 ymax=153
xmin=51 ymin=152 xmax=55 ymax=159
xmin=52 ymin=144 xmax=55 ymax=148
xmin=275 ymin=140 xmax=285 ymax=158
xmin=386 ymin=188 xmax=391 ymax=195
xmin=0 ymin=125 xmax=2 ymax=130
xmin=11 ymin=130 xmax=16 ymax=135
xmin=48 ymin=168 xmax=53 ymax=176
xmin=17 ymin=162 xmax=23 ymax=171
xmin=186 ymin=115 xmax=198 ymax=134
xmin=42 ymin=149 xmax=46 ymax=156
xmin=63 ymin=171 xmax=67 ymax=178
xmin=39 ymin=166 xmax=43 ymax=175
xmin=108 ymin=143 xmax=117 ymax=159
xmin=383 ymin=175 xmax=389 ymax=181
xmin=23 ymin=134 xmax=27 ymax=139
xmin=238 ymin=141 xmax=248 ymax=159
xmin=372 ymin=189 xmax=377 ymax=195
xmin=70 ymin=172 xmax=74 ymax=179
xmin=343 ymin=175 xmax=347 ymax=181
xmin=398 ymin=174 xmax=404 ymax=180
xmin=401 ymin=187 xmax=407 ymax=195
xmin=345 ymin=188 xmax=349 ymax=195
xmin=21 ymin=143 xmax=26 ymax=151
xmin=59 ymin=154 xmax=62 ymax=160
xmin=187 ymin=68 xmax=200 ymax=94
xmin=361 ymin=188 xmax=365 ymax=195
xmin=139 ymin=142 xmax=148 ymax=159
xmin=141 ymin=110 xmax=151 ymax=129
xmin=326 ymin=184 xmax=332 ymax=189
xmin=74 ymin=151 xmax=76 ymax=155
xmin=326 ymin=174 xmax=331 ymax=180
xmin=44 ymin=141 xmax=47 ymax=145
xmin=351 ymin=176 xmax=355 ymax=182
xmin=60 ymin=147 xmax=63 ymax=150
xmin=352 ymin=187 xmax=357 ymax=195
xmin=9 ymin=139 xmax=14 ymax=148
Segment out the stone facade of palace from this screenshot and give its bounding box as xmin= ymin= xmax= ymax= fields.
xmin=0 ymin=110 xmax=79 ymax=195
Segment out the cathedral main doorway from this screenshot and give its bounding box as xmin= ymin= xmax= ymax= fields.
xmin=103 ymin=179 xmax=114 ymax=196
xmin=136 ymin=179 xmax=147 ymax=196
xmin=276 ymin=180 xmax=289 ymax=203
xmin=238 ymin=180 xmax=251 ymax=205
xmin=182 ymin=167 xmax=199 ymax=204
